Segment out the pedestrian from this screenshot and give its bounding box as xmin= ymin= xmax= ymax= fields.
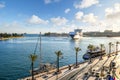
xmin=68 ymin=65 xmax=71 ymax=70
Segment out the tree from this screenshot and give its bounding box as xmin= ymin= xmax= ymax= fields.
xmin=87 ymin=44 xmax=95 ymax=63
xmin=29 ymin=53 xmax=37 ymax=80
xmin=100 ymin=67 xmax=105 ymax=78
xmin=100 ymin=44 xmax=105 ymax=60
xmin=116 ymin=41 xmax=120 ymax=55
xmin=108 ymin=42 xmax=113 ymax=58
xmin=74 ymin=47 xmax=81 ymax=67
xmin=55 ymin=50 xmax=63 ymax=73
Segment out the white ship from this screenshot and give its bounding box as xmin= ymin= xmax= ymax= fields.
xmin=69 ymin=29 xmax=82 ymax=40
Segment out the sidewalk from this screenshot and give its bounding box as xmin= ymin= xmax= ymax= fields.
xmin=22 ymin=52 xmax=120 ymax=80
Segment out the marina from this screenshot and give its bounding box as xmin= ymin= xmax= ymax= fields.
xmin=22 ymin=51 xmax=120 ymax=80
xmin=0 ymin=0 xmax=120 ymax=80
xmin=0 ymin=36 xmax=120 ymax=80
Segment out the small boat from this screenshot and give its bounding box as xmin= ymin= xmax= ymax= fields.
xmin=83 ymin=45 xmax=106 ymax=60
xmin=31 ymin=63 xmax=56 ymax=74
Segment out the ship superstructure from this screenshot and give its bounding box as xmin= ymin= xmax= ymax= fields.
xmin=69 ymin=29 xmax=82 ymax=40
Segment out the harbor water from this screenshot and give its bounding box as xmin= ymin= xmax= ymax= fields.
xmin=0 ymin=36 xmax=120 ymax=80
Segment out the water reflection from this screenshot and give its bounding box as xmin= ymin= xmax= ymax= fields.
xmin=70 ymin=39 xmax=81 ymax=47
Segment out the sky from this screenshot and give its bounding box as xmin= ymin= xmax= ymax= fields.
xmin=0 ymin=0 xmax=120 ymax=33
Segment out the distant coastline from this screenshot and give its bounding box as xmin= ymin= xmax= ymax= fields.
xmin=83 ymin=30 xmax=120 ymax=37
xmin=44 ymin=30 xmax=120 ymax=37
xmin=1 ymin=30 xmax=120 ymax=40
xmin=0 ymin=33 xmax=24 ymax=41
xmin=44 ymin=32 xmax=69 ymax=37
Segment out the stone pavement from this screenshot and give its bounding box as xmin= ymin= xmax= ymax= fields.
xmin=22 ymin=52 xmax=120 ymax=80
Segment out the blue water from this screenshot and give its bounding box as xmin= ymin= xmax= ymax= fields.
xmin=0 ymin=37 xmax=120 ymax=80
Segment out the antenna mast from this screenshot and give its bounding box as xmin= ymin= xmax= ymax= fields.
xmin=40 ymin=32 xmax=42 ymax=67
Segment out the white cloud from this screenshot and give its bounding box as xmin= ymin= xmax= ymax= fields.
xmin=103 ymin=3 xmax=120 ymax=32
xmin=74 ymin=0 xmax=99 ymax=9
xmin=82 ymin=13 xmax=98 ymax=24
xmin=61 ymin=23 xmax=82 ymax=33
xmin=0 ymin=21 xmax=50 ymax=33
xmin=75 ymin=11 xmax=84 ymax=20
xmin=97 ymin=4 xmax=102 ymax=7
xmin=105 ymin=3 xmax=120 ymax=19
xmin=62 ymin=3 xmax=120 ymax=32
xmin=28 ymin=15 xmax=49 ymax=24
xmin=75 ymin=12 xmax=98 ymax=24
xmin=0 ymin=22 xmax=26 ymax=33
xmin=0 ymin=3 xmax=5 ymax=8
xmin=65 ymin=8 xmax=70 ymax=14
xmin=50 ymin=17 xmax=68 ymax=26
xmin=73 ymin=3 xmax=120 ymax=32
xmin=1 ymin=21 xmax=19 ymax=28
xmin=44 ymin=0 xmax=60 ymax=4
xmin=44 ymin=0 xmax=52 ymax=4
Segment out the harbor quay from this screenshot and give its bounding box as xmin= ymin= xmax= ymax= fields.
xmin=1 ymin=1 xmax=120 ymax=80
xmin=21 ymin=51 xmax=120 ymax=80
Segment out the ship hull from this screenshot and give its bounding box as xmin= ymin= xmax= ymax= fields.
xmin=69 ymin=34 xmax=82 ymax=40
xmin=69 ymin=29 xmax=82 ymax=40
xmin=69 ymin=34 xmax=74 ymax=39
xmin=83 ymin=50 xmax=106 ymax=60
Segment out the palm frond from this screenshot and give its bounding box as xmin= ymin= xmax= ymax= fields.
xmin=87 ymin=44 xmax=95 ymax=51
xmin=109 ymin=42 xmax=114 ymax=46
xmin=116 ymin=41 xmax=120 ymax=44
xmin=55 ymin=50 xmax=63 ymax=57
xmin=75 ymin=47 xmax=81 ymax=52
xmin=29 ymin=53 xmax=37 ymax=63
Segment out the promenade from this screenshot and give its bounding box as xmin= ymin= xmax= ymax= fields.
xmin=22 ymin=52 xmax=120 ymax=80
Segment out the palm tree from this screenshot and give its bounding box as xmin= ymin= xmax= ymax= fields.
xmin=116 ymin=41 xmax=119 ymax=55
xmin=108 ymin=42 xmax=119 ymax=73
xmin=87 ymin=44 xmax=94 ymax=63
xmin=111 ymin=41 xmax=120 ymax=63
xmin=108 ymin=42 xmax=113 ymax=57
xmin=100 ymin=67 xmax=105 ymax=78
xmin=74 ymin=47 xmax=81 ymax=67
xmin=29 ymin=53 xmax=37 ymax=80
xmin=55 ymin=50 xmax=62 ymax=73
xmin=100 ymin=44 xmax=105 ymax=60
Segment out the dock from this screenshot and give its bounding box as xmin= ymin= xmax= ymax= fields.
xmin=21 ymin=51 xmax=120 ymax=80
